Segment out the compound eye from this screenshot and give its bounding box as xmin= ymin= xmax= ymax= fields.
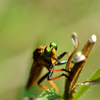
xmin=50 ymin=42 xmax=57 ymax=51
xmin=44 ymin=46 xmax=52 ymax=57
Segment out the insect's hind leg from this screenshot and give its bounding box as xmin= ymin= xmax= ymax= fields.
xmin=38 ymin=72 xmax=50 ymax=89
xmin=37 ymin=71 xmax=60 ymax=92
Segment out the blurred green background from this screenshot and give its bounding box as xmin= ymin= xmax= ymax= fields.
xmin=0 ymin=0 xmax=100 ymax=100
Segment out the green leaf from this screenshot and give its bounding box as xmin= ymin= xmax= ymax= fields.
xmin=73 ymin=67 xmax=100 ymax=100
xmin=38 ymin=88 xmax=63 ymax=100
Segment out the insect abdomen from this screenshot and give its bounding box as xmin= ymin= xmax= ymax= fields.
xmin=26 ymin=62 xmax=43 ymax=89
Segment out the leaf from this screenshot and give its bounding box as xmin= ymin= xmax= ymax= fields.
xmin=38 ymin=88 xmax=63 ymax=100
xmin=73 ymin=67 xmax=100 ymax=100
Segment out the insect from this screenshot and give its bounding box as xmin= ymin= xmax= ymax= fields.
xmin=26 ymin=42 xmax=71 ymax=92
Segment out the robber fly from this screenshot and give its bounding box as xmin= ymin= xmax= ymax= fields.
xmin=26 ymin=42 xmax=70 ymax=92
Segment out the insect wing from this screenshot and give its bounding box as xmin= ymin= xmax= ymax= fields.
xmin=27 ymin=62 xmax=43 ymax=89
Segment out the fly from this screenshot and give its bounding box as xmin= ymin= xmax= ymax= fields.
xmin=26 ymin=42 xmax=71 ymax=92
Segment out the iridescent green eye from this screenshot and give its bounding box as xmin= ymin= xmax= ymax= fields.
xmin=44 ymin=46 xmax=52 ymax=57
xmin=50 ymin=42 xmax=57 ymax=50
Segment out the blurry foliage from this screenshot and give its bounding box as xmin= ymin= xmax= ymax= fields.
xmin=0 ymin=0 xmax=100 ymax=100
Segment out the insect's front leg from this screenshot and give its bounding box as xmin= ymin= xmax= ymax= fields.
xmin=56 ymin=51 xmax=72 ymax=68
xmin=56 ymin=60 xmax=68 ymax=65
xmin=58 ymin=51 xmax=70 ymax=60
xmin=56 ymin=51 xmax=69 ymax=66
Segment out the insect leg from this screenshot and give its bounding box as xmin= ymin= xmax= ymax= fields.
xmin=37 ymin=72 xmax=50 ymax=89
xmin=38 ymin=70 xmax=59 ymax=92
xmin=48 ymin=66 xmax=71 ymax=81
xmin=57 ymin=51 xmax=72 ymax=69
xmin=48 ymin=73 xmax=71 ymax=81
xmin=48 ymin=64 xmax=70 ymax=80
xmin=48 ymin=57 xmax=71 ymax=82
xmin=49 ymin=68 xmax=70 ymax=73
xmin=56 ymin=60 xmax=68 ymax=65
xmin=58 ymin=51 xmax=69 ymax=60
